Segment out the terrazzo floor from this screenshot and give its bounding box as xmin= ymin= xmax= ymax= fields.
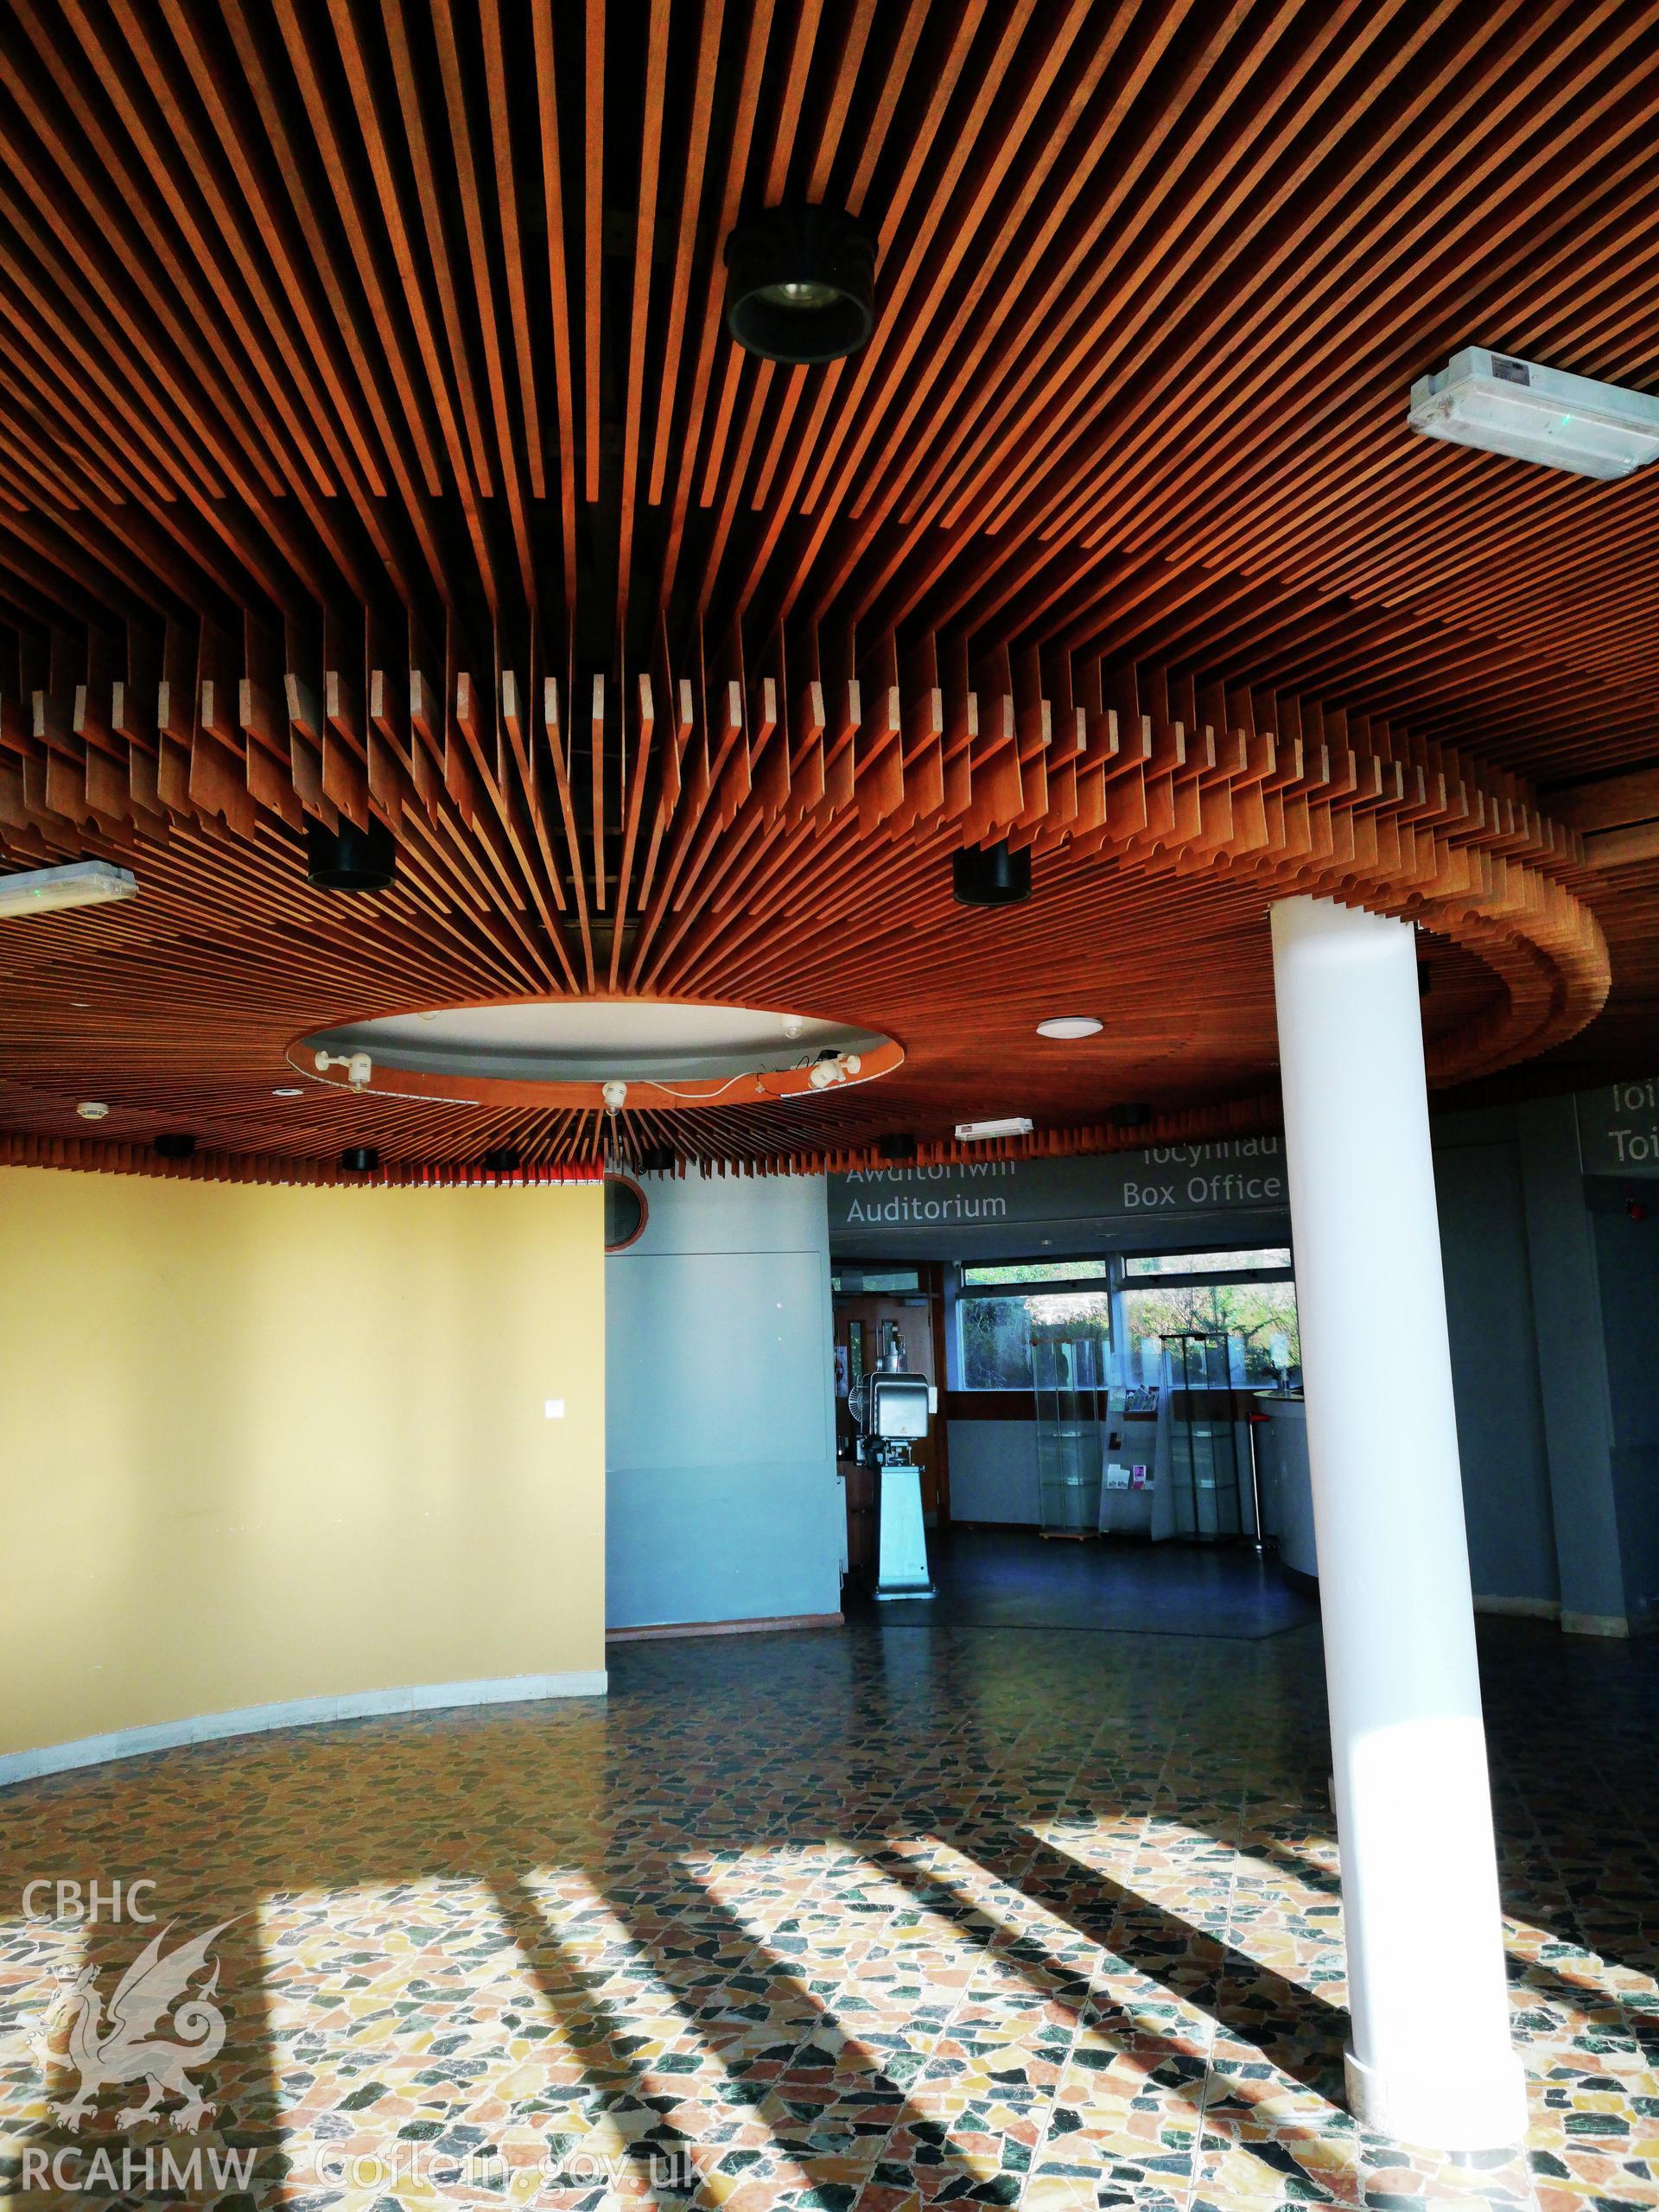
xmin=1 ymin=1589 xmax=1655 ymax=2210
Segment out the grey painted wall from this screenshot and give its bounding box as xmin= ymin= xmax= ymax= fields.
xmin=596 ymin=1088 xmax=1652 ymax=1634
xmin=1516 ymin=1097 xmax=1628 ymax=1628
xmin=1592 ymin=1203 xmax=1659 ymax=1631
xmin=1433 ymin=1120 xmax=1558 ymax=1605
xmin=605 ymin=1172 xmax=842 ymax=1630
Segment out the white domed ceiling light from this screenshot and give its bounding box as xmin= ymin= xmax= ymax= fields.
xmin=76 ymin=1101 xmax=110 ymax=1121
xmin=1036 ymin=1015 xmax=1103 ymax=1039
xmin=295 ymin=998 xmax=902 ymax=1115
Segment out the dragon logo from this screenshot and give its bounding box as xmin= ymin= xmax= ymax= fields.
xmin=29 ymin=1920 xmax=233 ymax=2133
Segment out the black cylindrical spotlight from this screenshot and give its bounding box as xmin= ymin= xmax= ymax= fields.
xmin=307 ymin=815 xmax=396 ymax=891
xmin=724 ymin=202 xmax=876 ymax=365
xmin=1418 ymin=960 xmax=1432 ymax=998
xmin=635 ymin=1145 xmax=677 ymax=1174
xmin=153 ymin=1132 xmax=196 ymax=1160
xmin=1108 ymin=1103 xmax=1152 ymax=1132
xmin=952 ymin=840 xmax=1031 ymax=907
xmin=878 ymin=1134 xmax=918 ymax=1163
xmin=340 ymin=1145 xmax=380 ymax=1174
xmin=483 ymin=1147 xmax=521 ymax=1176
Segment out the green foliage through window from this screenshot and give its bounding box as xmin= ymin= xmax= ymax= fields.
xmin=962 ymin=1259 xmax=1109 ymax=1287
xmin=1123 ymin=1247 xmax=1291 ymax=1278
xmin=959 ymin=1290 xmax=1112 ymax=1389
xmin=1122 ymin=1281 xmax=1299 ymax=1384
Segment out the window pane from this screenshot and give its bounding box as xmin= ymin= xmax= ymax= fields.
xmin=959 ymin=1289 xmax=1112 ymax=1388
xmin=1123 ymin=1247 xmax=1291 ymax=1278
xmin=833 ymin=1267 xmax=922 ymax=1294
xmin=962 ymin=1258 xmax=1108 ymax=1286
xmin=1121 ymin=1280 xmax=1300 ymax=1387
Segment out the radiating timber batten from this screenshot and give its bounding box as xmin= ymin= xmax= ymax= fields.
xmin=0 ymin=2 xmax=1649 ymax=1176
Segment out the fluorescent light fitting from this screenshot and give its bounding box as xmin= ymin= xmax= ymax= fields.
xmin=1408 ymin=348 xmax=1659 ymax=480
xmin=0 ymin=860 xmax=138 ymax=918
xmin=955 ymin=1116 xmax=1033 ymax=1141
xmin=1036 ymin=1015 xmax=1102 ymax=1039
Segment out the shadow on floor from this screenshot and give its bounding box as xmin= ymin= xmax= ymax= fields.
xmin=5 ymin=1612 xmax=1656 ymax=2209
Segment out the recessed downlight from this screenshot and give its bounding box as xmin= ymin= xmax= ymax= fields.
xmin=952 ymin=840 xmax=1031 ymax=907
xmin=306 ymin=816 xmax=395 ymax=892
xmin=1037 ymin=1015 xmax=1103 ymax=1040
xmin=273 ymin=1086 xmax=304 ymax=1097
xmin=724 ymin=202 xmax=876 ymax=364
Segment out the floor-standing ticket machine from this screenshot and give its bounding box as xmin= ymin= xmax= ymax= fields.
xmin=849 ymin=1349 xmax=937 ymax=1600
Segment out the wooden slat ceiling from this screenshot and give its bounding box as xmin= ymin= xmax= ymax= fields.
xmin=0 ymin=0 xmax=1653 ymax=1181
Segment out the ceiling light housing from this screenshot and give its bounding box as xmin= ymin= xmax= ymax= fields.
xmin=1108 ymin=1103 xmax=1152 ymax=1131
xmin=307 ymin=816 xmax=396 ymax=892
xmin=725 ymin=202 xmax=875 ymax=365
xmin=952 ymin=840 xmax=1031 ymax=907
xmin=956 ymin=1116 xmax=1033 ymax=1141
xmin=76 ymin=1101 xmax=109 ymax=1122
xmin=1037 ymin=1015 xmax=1103 ymax=1040
xmin=339 ymin=1145 xmax=380 ymax=1174
xmin=153 ymin=1133 xmax=196 ymax=1160
xmin=0 ymin=860 xmax=137 ymax=918
xmin=482 ymin=1147 xmax=521 ymax=1175
xmin=1408 ymin=348 xmax=1659 ymax=480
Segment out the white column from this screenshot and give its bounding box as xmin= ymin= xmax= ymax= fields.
xmin=1270 ymin=894 xmax=1525 ymax=2152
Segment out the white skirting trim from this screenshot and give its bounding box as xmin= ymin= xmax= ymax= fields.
xmin=0 ymin=1669 xmax=609 ymax=1789
xmin=1472 ymin=1594 xmax=1561 ymax=1621
xmin=1560 ymin=1611 xmax=1630 ymax=1638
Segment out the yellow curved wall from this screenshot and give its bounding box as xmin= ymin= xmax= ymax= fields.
xmin=0 ymin=1167 xmax=605 ymax=1759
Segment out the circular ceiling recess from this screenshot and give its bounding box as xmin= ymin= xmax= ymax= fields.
xmin=296 ymin=999 xmax=902 ymax=1112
